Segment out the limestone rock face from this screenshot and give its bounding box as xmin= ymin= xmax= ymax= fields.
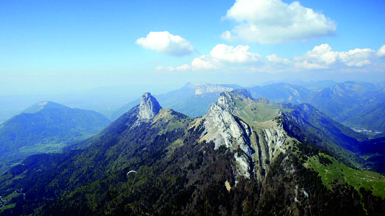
xmin=132 ymin=92 xmax=162 ymax=128
xmin=253 ymin=125 xmax=289 ymax=181
xmin=138 ymin=92 xmax=162 ymax=121
xmin=201 ymin=103 xmax=253 ymax=155
xmin=198 ymin=90 xmax=291 ymax=181
xmin=199 ymin=102 xmax=254 ymax=180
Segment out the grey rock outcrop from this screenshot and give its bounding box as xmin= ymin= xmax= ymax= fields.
xmin=138 ymin=92 xmax=161 ymax=120
xmin=201 ymin=103 xmax=253 ymax=155
xmin=198 ymin=90 xmax=291 ymax=181
xmin=253 ymin=125 xmax=289 ymax=181
xmin=132 ymin=92 xmax=162 ymax=127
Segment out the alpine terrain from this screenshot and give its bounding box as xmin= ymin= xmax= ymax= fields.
xmin=1 ymin=91 xmax=385 ymax=215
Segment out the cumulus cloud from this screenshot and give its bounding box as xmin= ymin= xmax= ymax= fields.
xmin=294 ymin=44 xmax=338 ymax=69
xmin=222 ymin=0 xmax=337 ymax=44
xmin=176 ymin=64 xmax=191 ymax=71
xmin=191 ymin=55 xmax=220 ymax=70
xmin=156 ymin=43 xmax=383 ymax=73
xmin=295 ymin=44 xmax=375 ymax=69
xmin=338 ymin=48 xmax=375 ymax=67
xmin=267 ymin=54 xmax=290 ymax=64
xmin=155 ymin=66 xmax=175 ymax=71
xmin=136 ymin=31 xmax=195 ymax=56
xmin=377 ymin=45 xmax=385 ymax=57
xmin=190 ymin=44 xmax=262 ymax=70
xmin=210 ymin=44 xmax=261 ymax=63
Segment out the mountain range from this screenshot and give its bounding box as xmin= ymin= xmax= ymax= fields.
xmin=110 ymin=82 xmax=315 ymax=120
xmin=110 ymin=82 xmax=242 ymax=120
xmin=1 ymin=91 xmax=385 ymax=215
xmin=111 ymin=81 xmax=385 ymax=137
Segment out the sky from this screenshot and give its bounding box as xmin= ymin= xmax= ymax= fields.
xmin=1 ymin=0 xmax=385 ymax=96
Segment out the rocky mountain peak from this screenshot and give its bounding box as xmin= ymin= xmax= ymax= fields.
xmin=198 ymin=89 xmax=289 ymax=181
xmin=138 ymin=92 xmax=162 ymax=121
xmin=216 ymin=90 xmax=255 ymax=114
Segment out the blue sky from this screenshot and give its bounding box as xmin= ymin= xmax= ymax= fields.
xmin=1 ymin=0 xmax=385 ymax=95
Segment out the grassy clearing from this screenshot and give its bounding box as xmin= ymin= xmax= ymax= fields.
xmin=152 ymin=109 xmax=192 ymax=135
xmin=306 ymin=153 xmax=385 ymax=199
xmin=0 ymin=203 xmax=16 ymax=212
xmin=4 ymin=192 xmax=22 ymax=201
xmin=233 ymin=97 xmax=279 ymax=123
xmin=166 ymin=139 xmax=184 ymax=155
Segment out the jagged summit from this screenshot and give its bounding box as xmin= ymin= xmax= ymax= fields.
xmin=138 ymin=92 xmax=162 ymax=121
xmin=22 ymin=101 xmax=68 ymax=114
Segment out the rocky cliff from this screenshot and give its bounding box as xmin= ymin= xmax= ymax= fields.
xmin=132 ymin=92 xmax=162 ymax=127
xmin=195 ymin=90 xmax=291 ymax=181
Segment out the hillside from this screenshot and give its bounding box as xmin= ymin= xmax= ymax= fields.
xmin=0 ymin=101 xmax=111 ymax=174
xmin=1 ymin=92 xmax=385 ymax=215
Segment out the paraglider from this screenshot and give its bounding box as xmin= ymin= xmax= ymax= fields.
xmin=126 ymin=170 xmax=137 ymax=175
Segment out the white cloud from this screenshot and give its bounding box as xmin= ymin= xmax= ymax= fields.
xmin=210 ymin=44 xmax=261 ymax=63
xmin=295 ymin=61 xmax=328 ymax=70
xmin=190 ymin=44 xmax=262 ymax=70
xmin=155 ymin=64 xmax=191 ymax=72
xmin=136 ymin=31 xmax=195 ymax=56
xmin=191 ymin=55 xmax=219 ymax=70
xmin=176 ymin=64 xmax=191 ymax=71
xmin=157 ymin=44 xmax=383 ymax=73
xmin=294 ymin=44 xmax=375 ymax=69
xmin=267 ymin=54 xmax=290 ymax=64
xmin=376 ymin=45 xmax=385 ymax=57
xmin=338 ymin=48 xmax=375 ymax=67
xmin=294 ymin=44 xmax=338 ymax=69
xmin=222 ymin=0 xmax=337 ymax=44
xmin=155 ymin=66 xmax=175 ymax=71
xmin=221 ymin=31 xmax=236 ymax=41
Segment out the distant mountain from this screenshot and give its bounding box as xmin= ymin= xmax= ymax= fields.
xmin=0 ymin=101 xmax=111 ymax=174
xmin=288 ymin=80 xmax=339 ymax=91
xmin=375 ymin=81 xmax=385 ymax=89
xmin=2 ymin=91 xmax=385 ymax=215
xmin=0 ymin=95 xmax=49 ymax=124
xmin=22 ymin=101 xmax=67 ymax=114
xmin=310 ymin=81 xmax=385 ymax=135
xmin=248 ymin=83 xmax=315 ymax=104
xmin=110 ymin=82 xmax=242 ymax=120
